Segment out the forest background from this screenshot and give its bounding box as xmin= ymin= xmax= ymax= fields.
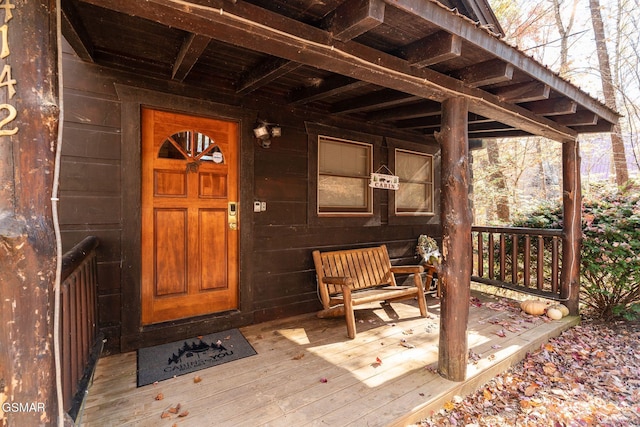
xmin=473 ymin=0 xmax=639 ymax=224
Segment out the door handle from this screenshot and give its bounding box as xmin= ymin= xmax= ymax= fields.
xmin=228 ymin=202 xmax=238 ymax=230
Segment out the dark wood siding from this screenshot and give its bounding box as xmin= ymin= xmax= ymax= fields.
xmin=60 ymin=38 xmax=441 ymax=354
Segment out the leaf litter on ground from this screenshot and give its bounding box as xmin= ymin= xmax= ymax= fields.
xmin=418 ymin=319 xmax=640 ymax=426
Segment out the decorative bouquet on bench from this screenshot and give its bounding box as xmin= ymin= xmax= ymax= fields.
xmin=417 ymin=235 xmax=441 ymax=266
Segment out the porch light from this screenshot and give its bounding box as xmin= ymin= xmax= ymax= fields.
xmin=253 ymin=120 xmax=282 ymax=148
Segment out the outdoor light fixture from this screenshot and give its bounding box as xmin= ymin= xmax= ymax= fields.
xmin=253 ymin=120 xmax=282 ymax=148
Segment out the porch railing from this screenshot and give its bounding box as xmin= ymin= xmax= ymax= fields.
xmin=471 ymin=226 xmax=563 ymax=300
xmin=60 ymin=236 xmax=103 ymax=420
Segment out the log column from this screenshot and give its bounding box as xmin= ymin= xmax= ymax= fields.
xmin=560 ymin=139 xmax=582 ymax=314
xmin=0 ymin=0 xmax=60 ymax=425
xmin=436 ymin=97 xmax=472 ymax=381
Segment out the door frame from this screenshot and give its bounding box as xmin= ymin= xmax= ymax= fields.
xmin=116 ymin=84 xmax=256 ymax=352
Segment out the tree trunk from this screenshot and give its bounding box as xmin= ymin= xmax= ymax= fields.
xmin=485 ymin=139 xmax=510 ymax=222
xmin=0 ymin=1 xmax=60 ymax=426
xmin=589 ymin=0 xmax=629 ymax=187
xmin=550 ymin=0 xmax=579 ymax=77
xmin=436 ymin=97 xmax=472 ymax=382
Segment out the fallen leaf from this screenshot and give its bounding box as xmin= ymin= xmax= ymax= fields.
xmin=155 ymin=393 xmax=164 ymax=401
xmin=178 ymin=410 xmax=189 ymax=417
xmin=193 ymin=376 xmax=202 ymax=383
xmin=376 ymin=357 xmax=382 ymax=365
xmin=160 ymin=412 xmax=171 ymax=419
xmin=524 ymin=383 xmax=538 ymax=397
xmin=292 ymin=353 xmax=305 ymax=360
xmin=543 ymin=362 xmax=557 ymax=375
xmin=320 ymin=378 xmax=328 ymax=383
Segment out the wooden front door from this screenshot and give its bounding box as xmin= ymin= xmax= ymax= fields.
xmin=141 ymin=108 xmax=239 ymax=325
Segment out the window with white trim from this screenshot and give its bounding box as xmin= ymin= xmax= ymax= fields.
xmin=395 ymin=148 xmax=434 ymax=215
xmin=318 ymin=136 xmax=372 ymax=215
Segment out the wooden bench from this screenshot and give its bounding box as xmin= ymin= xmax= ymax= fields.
xmin=312 ymin=245 xmax=428 ymax=339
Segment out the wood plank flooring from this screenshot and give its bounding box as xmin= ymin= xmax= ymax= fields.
xmin=78 ymin=291 xmax=579 ymax=427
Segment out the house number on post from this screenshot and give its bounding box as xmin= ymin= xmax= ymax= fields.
xmin=0 ymin=0 xmax=18 ymax=136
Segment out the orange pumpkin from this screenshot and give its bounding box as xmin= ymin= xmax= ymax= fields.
xmin=520 ymin=300 xmax=548 ymax=315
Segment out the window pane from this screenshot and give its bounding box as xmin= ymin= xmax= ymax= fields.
xmin=319 ymin=176 xmax=368 ymax=208
xmin=396 ymin=151 xmax=431 ymax=181
xmin=158 ymin=137 xmax=187 ymax=160
xmin=319 ymin=139 xmax=369 ymax=176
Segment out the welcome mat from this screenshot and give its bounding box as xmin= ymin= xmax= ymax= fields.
xmin=137 ymin=328 xmax=256 ymax=387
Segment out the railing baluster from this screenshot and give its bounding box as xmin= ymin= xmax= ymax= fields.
xmin=511 ymin=233 xmax=518 ymax=284
xmin=499 ymin=234 xmax=506 ymax=281
xmin=477 ymin=231 xmax=484 ymax=277
xmin=524 ymin=235 xmax=530 ymax=288
xmin=551 ymin=236 xmax=559 ymax=293
xmin=537 ymin=235 xmax=544 ymax=290
xmin=488 ymin=233 xmax=495 ymax=280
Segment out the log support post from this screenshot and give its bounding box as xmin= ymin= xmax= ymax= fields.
xmin=436 ymin=97 xmax=472 ymax=382
xmin=560 ymin=139 xmax=582 ymax=315
xmin=0 ymin=0 xmax=60 ymax=425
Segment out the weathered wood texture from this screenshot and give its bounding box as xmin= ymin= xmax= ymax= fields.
xmin=436 ymin=97 xmax=472 ymax=382
xmin=561 ymin=140 xmax=582 ymax=314
xmin=59 ymin=42 xmax=441 ymax=354
xmin=60 ymin=42 xmax=123 ymax=353
xmin=472 ymin=226 xmax=564 ymax=300
xmin=313 ymin=245 xmax=427 ymax=338
xmin=0 ymin=1 xmax=59 ymax=425
xmin=60 ymin=236 xmax=102 ymax=420
xmin=78 ymin=291 xmax=580 ymax=426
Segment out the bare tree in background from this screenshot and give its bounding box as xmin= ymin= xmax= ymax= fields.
xmin=589 ymin=0 xmax=629 ymax=186
xmin=550 ymin=0 xmax=580 ymax=76
xmin=613 ymin=0 xmax=640 ymax=177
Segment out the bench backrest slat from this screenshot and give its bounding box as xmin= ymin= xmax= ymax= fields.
xmin=314 ymin=245 xmax=395 ymax=296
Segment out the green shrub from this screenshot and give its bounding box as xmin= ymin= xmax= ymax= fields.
xmin=513 ymin=188 xmax=640 ymax=320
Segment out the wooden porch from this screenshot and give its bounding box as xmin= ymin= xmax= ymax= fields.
xmin=78 ymin=290 xmax=578 ymax=427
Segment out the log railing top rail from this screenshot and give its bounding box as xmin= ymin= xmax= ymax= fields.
xmin=472 ymin=225 xmax=562 ymax=236
xmin=61 ymin=235 xmax=99 ymax=280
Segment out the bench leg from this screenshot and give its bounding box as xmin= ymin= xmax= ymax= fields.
xmin=414 ymin=273 xmax=428 ymax=318
xmin=342 ymin=285 xmax=357 ymax=339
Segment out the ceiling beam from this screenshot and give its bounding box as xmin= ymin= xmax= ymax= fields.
xmin=454 ymin=59 xmax=514 ymax=88
xmin=382 ymin=0 xmax=618 ymax=124
xmin=365 ymin=100 xmax=441 ymax=121
xmin=77 ymin=0 xmax=582 ymax=142
xmin=172 ymin=33 xmax=211 ymax=81
xmin=521 ymin=98 xmax=577 ymax=116
xmin=571 ymin=120 xmax=615 ymax=133
xmin=493 ymin=82 xmax=550 ymax=103
xmin=553 ymin=110 xmax=598 ymax=126
xmin=331 ymin=90 xmax=420 ymax=114
xmin=242 ymin=0 xmax=383 ymax=96
xmin=61 ymin=0 xmax=95 ymax=62
xmin=466 ymin=130 xmax=531 ymax=138
xmin=324 ymin=0 xmax=386 ymax=41
xmin=236 ymin=57 xmax=302 ymax=94
xmin=288 ymin=76 xmax=370 ymax=105
xmin=399 ymin=31 xmax=462 ymax=68
xmin=396 ymin=113 xmax=491 ymax=130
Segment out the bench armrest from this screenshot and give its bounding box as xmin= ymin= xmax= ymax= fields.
xmin=390 ymin=265 xmax=424 ymax=274
xmin=321 ymin=276 xmax=354 ymax=286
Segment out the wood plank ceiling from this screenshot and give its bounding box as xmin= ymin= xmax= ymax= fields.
xmin=61 ymin=0 xmax=618 ymax=142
